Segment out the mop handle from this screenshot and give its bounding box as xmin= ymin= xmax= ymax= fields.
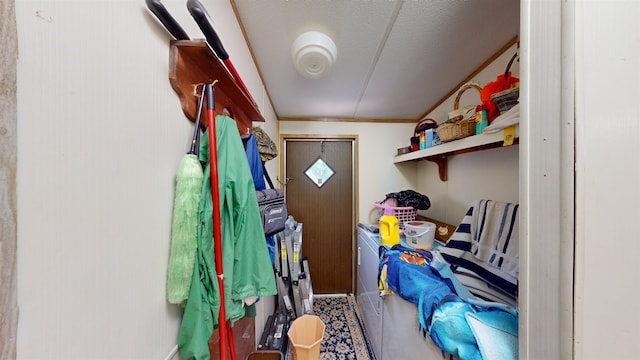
xmin=187 ymin=0 xmax=257 ymax=108
xmin=145 ymin=0 xmax=190 ymax=40
xmin=188 ymin=84 xmax=206 ymax=155
xmin=220 ymin=58 xmax=256 ymax=108
xmin=205 ymin=83 xmax=236 ymax=360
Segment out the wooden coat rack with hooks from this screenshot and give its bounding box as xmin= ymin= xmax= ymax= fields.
xmin=168 ymin=39 xmax=264 ymax=135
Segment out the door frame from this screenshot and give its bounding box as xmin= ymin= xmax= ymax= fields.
xmin=279 ymin=134 xmax=359 ymax=293
xmin=521 ymin=1 xmax=574 ymax=359
xmin=0 ymin=1 xmax=18 ymax=357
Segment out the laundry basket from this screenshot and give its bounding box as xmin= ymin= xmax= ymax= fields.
xmin=374 ymin=201 xmax=416 ymax=225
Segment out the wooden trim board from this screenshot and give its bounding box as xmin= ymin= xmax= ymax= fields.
xmin=0 ymin=1 xmax=18 ymax=358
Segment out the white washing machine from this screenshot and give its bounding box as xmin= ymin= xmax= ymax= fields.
xmin=356 ymin=224 xmax=459 ymax=360
xmin=356 ymin=225 xmax=383 ymax=360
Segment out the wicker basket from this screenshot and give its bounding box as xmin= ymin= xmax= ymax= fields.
xmin=491 ymin=86 xmax=519 ymax=114
xmin=436 ymin=83 xmax=482 ymax=142
xmin=489 ymin=52 xmax=520 ymax=115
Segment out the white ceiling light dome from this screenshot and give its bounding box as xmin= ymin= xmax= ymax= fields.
xmin=291 ymin=31 xmax=337 ymax=79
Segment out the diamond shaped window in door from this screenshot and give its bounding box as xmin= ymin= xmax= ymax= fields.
xmin=304 ymin=157 xmax=336 ymax=188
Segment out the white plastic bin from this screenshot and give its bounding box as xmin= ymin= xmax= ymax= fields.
xmin=287 ymin=315 xmax=325 ymax=360
xmin=404 ymin=221 xmax=436 ymax=250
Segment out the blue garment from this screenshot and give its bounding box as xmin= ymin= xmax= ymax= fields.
xmin=265 ymin=235 xmax=276 ymax=265
xmin=379 ymin=245 xmax=459 ymax=331
xmin=382 ymin=246 xmax=453 ymax=306
xmin=427 ymin=295 xmax=518 ymax=360
xmin=244 ymin=133 xmax=275 ymax=263
xmin=244 ymin=134 xmax=266 ymax=190
xmin=378 ymin=245 xmax=518 ymax=360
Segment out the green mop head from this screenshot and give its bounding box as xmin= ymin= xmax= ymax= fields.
xmin=167 ymin=153 xmax=203 ymax=307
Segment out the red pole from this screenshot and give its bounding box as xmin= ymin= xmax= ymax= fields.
xmin=186 ymin=0 xmax=257 ymax=109
xmin=205 ymin=82 xmax=236 ymax=360
xmin=227 ymin=324 xmax=237 ymax=360
xmin=221 ymin=58 xmax=257 ymax=108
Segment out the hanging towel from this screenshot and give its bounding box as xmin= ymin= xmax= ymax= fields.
xmin=438 ymin=200 xmax=519 ymax=297
xmin=469 ymin=200 xmax=519 ymax=277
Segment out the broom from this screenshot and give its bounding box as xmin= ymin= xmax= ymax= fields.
xmin=166 ymin=85 xmax=206 ymax=307
xmin=205 ymin=82 xmax=237 ymax=360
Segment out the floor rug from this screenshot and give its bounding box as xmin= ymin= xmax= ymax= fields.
xmin=288 ymin=294 xmax=375 ymax=360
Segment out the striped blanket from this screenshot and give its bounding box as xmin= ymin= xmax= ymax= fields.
xmin=438 ymin=200 xmax=519 ymax=297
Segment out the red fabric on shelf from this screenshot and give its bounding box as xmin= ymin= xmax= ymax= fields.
xmin=481 ymin=72 xmax=519 ymax=121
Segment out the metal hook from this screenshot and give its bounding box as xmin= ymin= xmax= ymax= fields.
xmin=192 ymin=83 xmax=204 ymax=97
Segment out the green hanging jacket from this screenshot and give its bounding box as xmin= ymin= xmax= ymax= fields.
xmin=178 ymin=115 xmax=277 ymax=360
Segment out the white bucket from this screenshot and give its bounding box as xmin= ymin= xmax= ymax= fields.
xmin=404 ymin=221 xmax=436 ymax=250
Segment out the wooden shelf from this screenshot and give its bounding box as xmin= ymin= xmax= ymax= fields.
xmin=168 ymin=39 xmax=264 ymax=136
xmin=394 ymin=128 xmax=519 ymax=181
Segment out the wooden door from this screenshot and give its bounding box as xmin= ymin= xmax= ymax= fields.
xmin=284 ymin=139 xmax=354 ymax=294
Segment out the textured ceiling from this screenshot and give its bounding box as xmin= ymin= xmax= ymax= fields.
xmin=233 ymin=0 xmax=519 ymax=121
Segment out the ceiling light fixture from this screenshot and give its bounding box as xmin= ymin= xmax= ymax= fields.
xmin=291 ymin=31 xmax=337 ymax=79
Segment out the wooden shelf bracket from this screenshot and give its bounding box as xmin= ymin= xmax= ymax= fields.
xmin=168 ymin=39 xmax=264 ymax=135
xmin=426 ymin=156 xmax=449 ymax=182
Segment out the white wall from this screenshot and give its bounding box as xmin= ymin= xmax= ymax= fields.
xmin=418 ymin=146 xmax=519 ymax=224
xmin=574 ymin=1 xmax=640 ymax=358
xmin=278 ymin=121 xmax=416 ymax=224
xmin=16 ymin=1 xmax=640 ymax=359
xmin=279 ymin=45 xmax=519 ymax=228
xmin=16 ymin=0 xmax=275 ymax=358
xmin=416 ymin=45 xmax=520 ymax=224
